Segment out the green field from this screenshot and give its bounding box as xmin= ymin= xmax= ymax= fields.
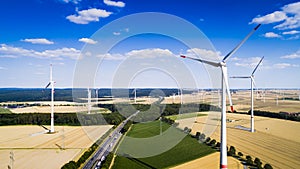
xmin=167 ymin=112 xmax=207 ymax=121
xmin=112 ymin=121 xmax=215 ymax=169
xmin=127 ymin=120 xmax=170 ymax=138
xmin=0 ymin=108 xmax=12 ymax=114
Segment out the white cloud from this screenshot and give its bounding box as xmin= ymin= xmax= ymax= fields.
xmin=0 ymin=66 xmax=7 ymax=70
xmin=251 ymin=11 xmax=287 ymax=24
xmin=281 ymin=50 xmax=300 ymax=59
xmin=126 ymin=48 xmax=174 ymax=59
xmin=103 ymin=0 xmax=125 ymax=7
xmin=78 ymin=38 xmax=98 ymax=44
xmin=231 ymin=57 xmax=241 ymax=61
xmin=273 ymin=63 xmax=299 ymax=69
xmin=96 ymin=48 xmax=175 ymax=61
xmin=62 ymin=0 xmax=81 ymax=4
xmin=282 ymin=30 xmax=300 ymax=34
xmin=0 ymin=44 xmax=80 ymax=60
xmin=97 ymin=53 xmax=124 ymax=60
xmin=185 ymin=48 xmax=221 ymax=61
xmin=263 ymin=32 xmax=281 ymax=38
xmin=66 ymin=8 xmax=112 ymax=24
xmin=234 ymin=57 xmax=263 ymax=68
xmin=250 ymin=2 xmax=300 ymax=30
xmin=113 ymin=32 xmax=121 ymax=36
xmin=22 ymin=38 xmax=54 ymax=45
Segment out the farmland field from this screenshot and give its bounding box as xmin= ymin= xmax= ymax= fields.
xmin=176 ymin=112 xmax=300 ymax=169
xmin=0 ymin=125 xmax=112 ymax=169
xmin=171 ymin=152 xmax=243 ymax=169
xmin=112 ymin=121 xmax=215 ymax=169
xmin=167 ymin=112 xmax=207 ymax=121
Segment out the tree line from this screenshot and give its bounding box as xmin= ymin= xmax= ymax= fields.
xmin=189 ymin=129 xmax=274 ymax=169
xmin=0 ymin=112 xmax=125 ymax=126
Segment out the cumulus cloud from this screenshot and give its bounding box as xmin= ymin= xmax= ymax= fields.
xmin=126 ymin=48 xmax=174 ymax=58
xmin=282 ymin=30 xmax=300 ymax=35
xmin=281 ymin=50 xmax=300 ymax=59
xmin=96 ymin=48 xmax=175 ymax=61
xmin=185 ymin=48 xmax=221 ymax=61
xmin=234 ymin=57 xmax=263 ymax=68
xmin=22 ymin=38 xmax=54 ymax=45
xmin=250 ymin=2 xmax=300 ymax=30
xmin=78 ymin=38 xmax=98 ymax=44
xmin=103 ymin=0 xmax=125 ymax=7
xmin=263 ymin=32 xmax=281 ymax=38
xmin=66 ymin=8 xmax=112 ymax=24
xmin=251 ymin=11 xmax=287 ymax=24
xmin=273 ymin=63 xmax=299 ymax=69
xmin=0 ymin=44 xmax=80 ymax=60
xmin=62 ymin=0 xmax=81 ymax=4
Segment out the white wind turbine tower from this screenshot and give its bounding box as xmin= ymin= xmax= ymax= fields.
xmin=45 ymin=64 xmax=55 ymax=133
xmin=87 ymin=88 xmax=91 ymax=114
xmin=181 ymin=24 xmax=261 ymax=169
xmin=231 ymin=56 xmax=264 ymax=133
xmin=95 ymin=88 xmax=98 ymax=106
xmin=132 ymin=88 xmax=137 ymax=103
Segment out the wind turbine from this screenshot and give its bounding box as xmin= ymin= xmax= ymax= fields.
xmin=95 ymin=88 xmax=99 ymax=106
xmin=45 ymin=64 xmax=55 ymax=133
xmin=181 ymin=24 xmax=261 ymax=169
xmin=132 ymin=88 xmax=137 ymax=103
xmin=87 ymin=88 xmax=91 ymax=114
xmin=231 ymin=56 xmax=264 ymax=133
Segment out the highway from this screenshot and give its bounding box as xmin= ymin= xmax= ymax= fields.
xmin=82 ymin=110 xmax=140 ymax=169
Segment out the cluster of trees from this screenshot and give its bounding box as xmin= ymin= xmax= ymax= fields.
xmin=120 ymin=120 xmax=133 ymax=134
xmin=248 ymin=110 xmax=300 ymax=122
xmin=160 ymin=116 xmax=178 ymax=126
xmin=190 ymin=130 xmax=273 ymax=169
xmin=161 ymin=103 xmax=221 ymax=116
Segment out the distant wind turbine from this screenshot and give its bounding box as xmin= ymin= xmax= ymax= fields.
xmin=95 ymin=88 xmax=98 ymax=106
xmin=87 ymin=88 xmax=91 ymax=114
xmin=181 ymin=24 xmax=261 ymax=169
xmin=231 ymin=56 xmax=264 ymax=133
xmin=45 ymin=64 xmax=55 ymax=133
xmin=132 ymin=88 xmax=137 ymax=103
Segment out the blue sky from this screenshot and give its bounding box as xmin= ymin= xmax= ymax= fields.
xmin=0 ymin=0 xmax=299 ymax=89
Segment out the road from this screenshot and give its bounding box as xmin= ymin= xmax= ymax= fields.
xmin=82 ymin=110 xmax=140 ymax=169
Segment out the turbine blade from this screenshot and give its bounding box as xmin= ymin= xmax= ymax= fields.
xmin=252 ymin=56 xmax=264 ymax=75
xmin=221 ymin=66 xmax=234 ymax=112
xmin=222 ymin=24 xmax=261 ymax=62
xmin=230 ymin=76 xmax=250 ymax=78
xmin=180 ymin=55 xmax=219 ymax=67
xmin=45 ymin=82 xmax=51 ymax=89
xmin=131 ymin=88 xmax=136 ymax=94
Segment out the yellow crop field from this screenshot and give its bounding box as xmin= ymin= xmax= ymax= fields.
xmin=0 ymin=125 xmax=112 ymax=169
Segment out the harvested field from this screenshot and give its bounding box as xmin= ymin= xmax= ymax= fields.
xmin=0 ymin=125 xmax=112 ymax=169
xmin=176 ymin=112 xmax=300 ymax=169
xmin=171 ymin=152 xmax=243 ymax=169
